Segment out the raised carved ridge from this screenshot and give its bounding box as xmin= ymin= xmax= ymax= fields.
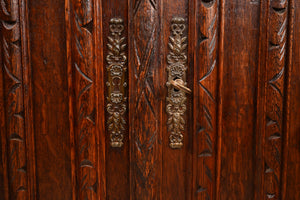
xmin=166 ymin=17 xmax=188 ymax=149
xmin=264 ymin=0 xmax=288 ymax=199
xmin=134 ymin=0 xmax=157 ymax=15
xmin=1 ymin=0 xmax=28 ymax=198
xmin=130 ymin=0 xmax=159 ymax=198
xmin=70 ymin=0 xmax=98 ymax=199
xmin=195 ymin=1 xmax=219 ymax=199
xmin=106 ymin=18 xmax=127 ymax=148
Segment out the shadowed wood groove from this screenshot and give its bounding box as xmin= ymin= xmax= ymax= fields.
xmin=0 ymin=1 xmax=299 ymax=200
xmin=281 ymin=0 xmax=294 ymax=199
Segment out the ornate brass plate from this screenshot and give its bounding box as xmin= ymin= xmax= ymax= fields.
xmin=106 ymin=18 xmax=127 ymax=147
xmin=166 ymin=17 xmax=188 ymax=149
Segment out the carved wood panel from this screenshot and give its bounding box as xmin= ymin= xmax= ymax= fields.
xmin=263 ymin=0 xmax=288 ymax=199
xmin=0 ymin=1 xmax=29 ymax=199
xmin=194 ymin=1 xmax=219 ymax=199
xmin=129 ymin=0 xmax=162 ymax=199
xmin=0 ymin=0 xmax=299 ymax=200
xmin=67 ymin=0 xmax=99 ymax=199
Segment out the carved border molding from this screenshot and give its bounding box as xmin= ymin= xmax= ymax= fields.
xmin=68 ymin=0 xmax=99 ymax=199
xmin=0 ymin=0 xmax=30 ymax=198
xmin=106 ymin=18 xmax=127 ymax=148
xmin=263 ymin=0 xmax=288 ymax=198
xmin=166 ymin=17 xmax=188 ymax=149
xmin=195 ymin=0 xmax=219 ymax=198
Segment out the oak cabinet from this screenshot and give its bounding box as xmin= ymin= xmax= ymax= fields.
xmin=1 ymin=0 xmax=300 ymax=199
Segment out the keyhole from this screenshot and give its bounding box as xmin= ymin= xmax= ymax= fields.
xmin=173 ymin=77 xmax=180 ymax=92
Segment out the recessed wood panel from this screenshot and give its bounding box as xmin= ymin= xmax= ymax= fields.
xmin=28 ymin=0 xmax=72 ymax=199
xmin=220 ymin=1 xmax=260 ymax=199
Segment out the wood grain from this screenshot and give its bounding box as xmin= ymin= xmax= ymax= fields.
xmin=161 ymin=0 xmax=193 ymax=199
xmin=101 ymin=1 xmax=130 ymax=199
xmin=67 ymin=0 xmax=99 ymax=199
xmin=263 ymin=0 xmax=288 ymax=199
xmin=129 ymin=0 xmax=162 ymax=199
xmin=285 ymin=0 xmax=300 ymax=199
xmin=0 ymin=20 xmax=10 ymax=200
xmin=20 ymin=0 xmax=37 ymax=198
xmin=28 ymin=0 xmax=72 ymax=199
xmin=220 ymin=0 xmax=260 ymax=199
xmin=94 ymin=0 xmax=106 ymax=199
xmin=194 ymin=1 xmax=219 ymax=199
xmin=1 ymin=0 xmax=28 ymax=199
xmin=0 ymin=1 xmax=299 ymax=199
xmin=254 ymin=0 xmax=269 ymax=199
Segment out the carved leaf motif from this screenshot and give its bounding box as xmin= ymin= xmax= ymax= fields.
xmin=107 ymin=43 xmax=114 ymax=51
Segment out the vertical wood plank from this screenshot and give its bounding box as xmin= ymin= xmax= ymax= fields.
xmin=101 ymin=1 xmax=130 ymax=199
xmin=67 ymin=0 xmax=100 ymax=199
xmin=280 ymin=0 xmax=293 ymax=198
xmin=262 ymin=0 xmax=289 ymax=199
xmin=128 ymin=0 xmax=162 ymax=199
xmin=94 ymin=0 xmax=106 ymax=199
xmin=285 ymin=0 xmax=300 ymax=199
xmin=254 ymin=0 xmax=270 ymax=199
xmin=0 ymin=0 xmax=28 ymax=199
xmin=28 ymin=0 xmax=72 ymax=198
xmin=0 ymin=28 xmax=9 ymax=200
xmin=216 ymin=0 xmax=225 ymax=199
xmin=65 ymin=1 xmax=76 ymax=199
xmin=220 ymin=0 xmax=260 ymax=199
xmin=254 ymin=0 xmax=269 ymax=199
xmin=193 ymin=1 xmax=219 ymax=199
xmin=20 ymin=0 xmax=37 ymax=199
xmin=161 ymin=0 xmax=192 ymax=199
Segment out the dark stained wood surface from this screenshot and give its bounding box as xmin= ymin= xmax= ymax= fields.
xmin=28 ymin=0 xmax=71 ymax=199
xmin=102 ymin=1 xmax=130 ymax=199
xmin=128 ymin=0 xmax=162 ymax=199
xmin=193 ymin=0 xmax=219 ymax=199
xmin=286 ymin=0 xmax=300 ymax=199
xmin=220 ymin=1 xmax=260 ymax=199
xmin=1 ymin=1 xmax=28 ymax=199
xmin=162 ymin=1 xmax=192 ymax=200
xmin=67 ymin=0 xmax=99 ymax=199
xmin=1 ymin=0 xmax=299 ymax=199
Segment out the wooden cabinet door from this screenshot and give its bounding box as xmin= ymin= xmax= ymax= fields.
xmin=1 ymin=0 xmax=300 ymax=200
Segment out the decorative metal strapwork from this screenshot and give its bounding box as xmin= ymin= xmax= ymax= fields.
xmin=166 ymin=17 xmax=188 ymax=149
xmin=106 ymin=18 xmax=127 ymax=147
